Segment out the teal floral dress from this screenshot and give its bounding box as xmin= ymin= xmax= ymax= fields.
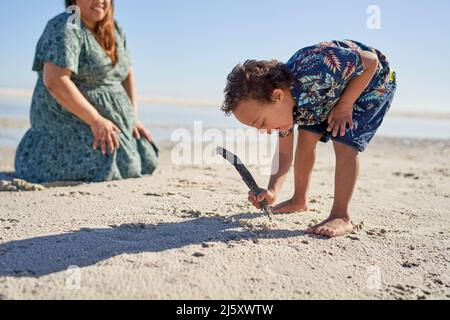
xmin=15 ymin=13 xmax=159 ymax=183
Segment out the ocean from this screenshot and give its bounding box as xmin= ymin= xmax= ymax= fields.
xmin=1 ymin=98 xmax=450 ymax=148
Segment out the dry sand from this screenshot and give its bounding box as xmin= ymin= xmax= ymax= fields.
xmin=0 ymin=136 xmax=449 ymax=300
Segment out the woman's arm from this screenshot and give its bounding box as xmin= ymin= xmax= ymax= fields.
xmin=327 ymin=51 xmax=379 ymax=137
xmin=122 ymin=68 xmax=138 ymax=114
xmin=43 ymin=63 xmax=101 ymax=126
xmin=43 ymin=62 xmax=121 ymax=154
xmin=122 ymin=68 xmax=153 ymax=142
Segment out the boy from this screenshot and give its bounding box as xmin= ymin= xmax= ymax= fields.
xmin=221 ymin=40 xmax=396 ymax=237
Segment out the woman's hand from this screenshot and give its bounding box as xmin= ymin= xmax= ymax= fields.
xmin=90 ymin=116 xmax=121 ymax=155
xmin=133 ymin=120 xmax=153 ymax=143
xmin=327 ymin=103 xmax=355 ymax=137
xmin=248 ymin=189 xmax=277 ymax=209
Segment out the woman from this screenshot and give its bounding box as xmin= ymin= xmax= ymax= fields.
xmin=15 ymin=0 xmax=159 ymax=183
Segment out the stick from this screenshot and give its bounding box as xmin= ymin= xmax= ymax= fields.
xmin=216 ymin=147 xmax=273 ymax=221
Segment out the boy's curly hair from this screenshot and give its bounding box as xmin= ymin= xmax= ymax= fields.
xmin=221 ymin=60 xmax=295 ymax=116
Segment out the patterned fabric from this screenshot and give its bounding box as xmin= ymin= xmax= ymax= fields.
xmin=299 ymin=70 xmax=396 ymax=152
xmin=15 ymin=13 xmax=159 ymax=183
xmin=279 ymin=39 xmax=397 ymax=152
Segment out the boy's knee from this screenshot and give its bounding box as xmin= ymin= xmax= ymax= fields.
xmin=298 ymin=130 xmax=320 ymax=150
xmin=333 ymin=141 xmax=359 ymax=157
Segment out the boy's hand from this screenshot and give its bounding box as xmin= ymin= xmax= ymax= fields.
xmin=248 ymin=189 xmax=277 ymax=209
xmin=327 ymin=103 xmax=355 ymax=137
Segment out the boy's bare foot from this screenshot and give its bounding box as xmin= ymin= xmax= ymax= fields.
xmin=273 ymin=198 xmax=309 ymax=214
xmin=307 ymin=216 xmax=353 ymax=238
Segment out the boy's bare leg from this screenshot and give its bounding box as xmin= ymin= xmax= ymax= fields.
xmin=308 ymin=141 xmax=359 ymax=237
xmin=273 ymin=129 xmax=321 ymax=214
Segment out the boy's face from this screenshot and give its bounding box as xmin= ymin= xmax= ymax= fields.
xmin=233 ymin=89 xmax=295 ymax=134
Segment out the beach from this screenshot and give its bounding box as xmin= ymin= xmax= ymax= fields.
xmin=1 ymin=135 xmax=449 ymax=300
xmin=3 ymin=0 xmax=450 ymax=303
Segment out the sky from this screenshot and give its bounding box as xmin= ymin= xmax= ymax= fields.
xmin=0 ymin=0 xmax=449 ymax=113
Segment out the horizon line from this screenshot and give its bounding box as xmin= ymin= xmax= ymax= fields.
xmin=1 ymin=87 xmax=450 ymax=120
xmin=0 ymin=87 xmax=222 ymax=109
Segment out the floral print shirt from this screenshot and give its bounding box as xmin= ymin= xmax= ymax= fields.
xmin=279 ymin=39 xmax=393 ymax=137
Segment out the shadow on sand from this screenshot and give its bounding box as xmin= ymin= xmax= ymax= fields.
xmin=0 ymin=212 xmax=311 ymax=278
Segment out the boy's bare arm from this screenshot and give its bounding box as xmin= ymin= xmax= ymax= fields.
xmin=268 ymin=132 xmax=294 ymax=194
xmin=338 ymin=50 xmax=379 ymax=107
xmin=248 ymin=132 xmax=294 ymax=208
xmin=327 ymin=50 xmax=379 ymax=137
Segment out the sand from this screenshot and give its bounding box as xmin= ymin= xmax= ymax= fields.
xmin=0 ymin=136 xmax=449 ymax=300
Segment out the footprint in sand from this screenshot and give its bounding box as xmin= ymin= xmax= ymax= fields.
xmin=201 ymin=242 xmax=214 ymax=248
xmin=180 ymin=209 xmax=203 ymax=218
xmin=388 ymin=284 xmax=417 ymax=298
xmin=238 ymin=219 xmax=277 ymax=234
xmin=53 ymin=191 xmax=94 ymax=197
xmin=174 ymin=179 xmax=198 ymax=187
xmin=365 ymin=228 xmax=388 ymax=237
xmin=434 ymin=168 xmax=449 ymax=177
xmin=0 ymin=218 xmax=20 ymax=230
xmin=309 ymin=198 xmax=325 ymax=205
xmin=192 ymin=252 xmax=205 ymax=258
xmin=393 ymin=172 xmax=420 ymax=180
xmin=352 ymin=221 xmax=365 ymax=231
xmin=308 ymin=219 xmax=319 ymax=227
xmin=109 ymin=223 xmax=157 ymax=232
xmin=401 ymin=260 xmax=420 ymax=268
xmin=144 ymin=192 xmax=176 ymax=197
